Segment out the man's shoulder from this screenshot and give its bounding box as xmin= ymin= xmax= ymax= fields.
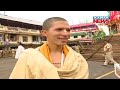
xmin=24 ymin=48 xmax=38 ymax=54
xmin=35 ymin=46 xmax=41 ymax=50
xmin=24 ymin=46 xmax=42 ymax=54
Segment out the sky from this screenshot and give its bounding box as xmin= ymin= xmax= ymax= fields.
xmin=0 ymin=11 xmax=109 ymax=25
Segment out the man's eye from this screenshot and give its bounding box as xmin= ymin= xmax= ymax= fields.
xmin=66 ymin=29 xmax=71 ymax=32
xmin=56 ymin=28 xmax=63 ymax=31
xmin=56 ymin=28 xmax=71 ymax=32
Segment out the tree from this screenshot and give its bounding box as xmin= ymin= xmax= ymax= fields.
xmin=92 ymin=28 xmax=106 ymax=40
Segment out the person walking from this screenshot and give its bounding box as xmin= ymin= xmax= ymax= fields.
xmin=15 ymin=42 xmax=25 ymax=59
xmin=103 ymin=40 xmax=117 ymax=66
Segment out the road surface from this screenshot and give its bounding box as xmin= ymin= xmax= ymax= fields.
xmin=0 ymin=57 xmax=119 ymax=79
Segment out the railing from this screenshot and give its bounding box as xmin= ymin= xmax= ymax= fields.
xmin=7 ymin=26 xmax=18 ymax=31
xmin=0 ymin=49 xmax=16 ymax=58
xmin=20 ymin=28 xmax=28 ymax=31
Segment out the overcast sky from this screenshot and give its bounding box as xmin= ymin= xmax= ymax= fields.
xmin=0 ymin=11 xmax=109 ymax=25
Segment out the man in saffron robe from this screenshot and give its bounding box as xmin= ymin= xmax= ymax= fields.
xmin=9 ymin=17 xmax=89 ymax=79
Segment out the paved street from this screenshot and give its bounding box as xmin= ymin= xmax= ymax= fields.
xmin=0 ymin=58 xmax=16 ymax=79
xmin=88 ymin=61 xmax=119 ymax=79
xmin=0 ymin=57 xmax=119 ymax=79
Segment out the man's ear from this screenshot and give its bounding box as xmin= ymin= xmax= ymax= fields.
xmin=41 ymin=30 xmax=47 ymax=37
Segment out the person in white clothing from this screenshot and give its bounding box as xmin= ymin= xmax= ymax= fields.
xmin=114 ymin=63 xmax=120 ymax=78
xmin=15 ymin=42 xmax=25 ymax=59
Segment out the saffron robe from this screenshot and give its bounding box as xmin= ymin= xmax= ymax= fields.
xmin=9 ymin=44 xmax=89 ymax=79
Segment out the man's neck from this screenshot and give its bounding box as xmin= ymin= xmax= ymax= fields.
xmin=47 ymin=42 xmax=63 ymax=53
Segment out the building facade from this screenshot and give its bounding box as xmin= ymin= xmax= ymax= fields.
xmin=0 ymin=14 xmax=43 ymax=49
xmin=69 ymin=23 xmax=100 ymax=41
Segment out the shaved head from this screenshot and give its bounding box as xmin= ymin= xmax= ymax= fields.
xmin=42 ymin=17 xmax=67 ymax=30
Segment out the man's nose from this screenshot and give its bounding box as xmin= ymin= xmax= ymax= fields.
xmin=62 ymin=29 xmax=70 ymax=36
xmin=62 ymin=29 xmax=70 ymax=33
xmin=63 ymin=29 xmax=67 ymax=32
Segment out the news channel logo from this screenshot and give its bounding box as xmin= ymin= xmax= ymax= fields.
xmin=93 ymin=16 xmax=110 ymax=23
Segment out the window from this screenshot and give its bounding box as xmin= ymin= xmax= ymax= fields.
xmin=88 ymin=25 xmax=96 ymax=28
xmin=81 ymin=26 xmax=88 ymax=29
xmin=0 ymin=34 xmax=4 ymax=45
xmin=9 ymin=34 xmax=17 ymax=42
xmin=0 ymin=35 xmax=3 ymax=40
xmin=23 ymin=36 xmax=28 ymax=42
xmin=32 ymin=36 xmax=39 ymax=42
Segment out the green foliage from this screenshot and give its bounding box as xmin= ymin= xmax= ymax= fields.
xmin=110 ymin=30 xmax=118 ymax=35
xmin=71 ymin=32 xmax=88 ymax=37
xmin=92 ymin=30 xmax=106 ymax=40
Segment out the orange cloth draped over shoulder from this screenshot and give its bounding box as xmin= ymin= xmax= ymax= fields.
xmin=39 ymin=42 xmax=69 ymax=63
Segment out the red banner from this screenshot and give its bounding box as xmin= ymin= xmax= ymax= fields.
xmin=110 ymin=11 xmax=120 ymax=20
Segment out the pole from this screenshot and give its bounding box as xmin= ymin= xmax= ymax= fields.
xmin=4 ymin=11 xmax=5 ymax=15
xmin=86 ymin=35 xmax=113 ymax=60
